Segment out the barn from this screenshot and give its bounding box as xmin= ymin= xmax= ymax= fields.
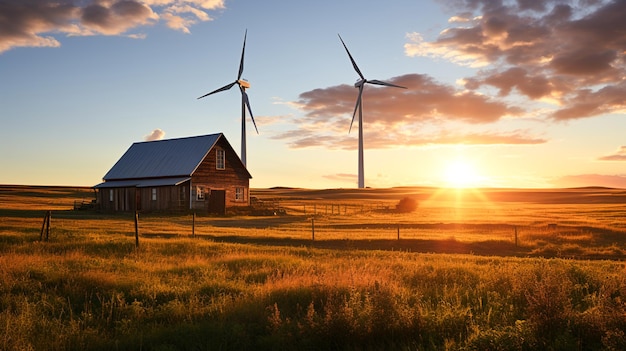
xmin=94 ymin=133 xmax=251 ymax=214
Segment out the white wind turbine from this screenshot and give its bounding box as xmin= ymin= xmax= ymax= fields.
xmin=338 ymin=34 xmax=406 ymax=188
xmin=198 ymin=30 xmax=258 ymax=167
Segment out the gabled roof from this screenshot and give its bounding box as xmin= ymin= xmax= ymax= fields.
xmin=101 ymin=133 xmax=250 ymax=181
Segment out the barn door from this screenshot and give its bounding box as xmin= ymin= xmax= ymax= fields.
xmin=207 ymin=190 xmax=225 ymax=215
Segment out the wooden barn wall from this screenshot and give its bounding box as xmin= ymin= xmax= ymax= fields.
xmin=98 ymin=187 xmax=136 ymax=212
xmin=137 ymin=185 xmax=188 ymax=212
xmin=191 ymin=137 xmax=250 ymax=209
xmin=97 ymin=183 xmax=190 ymax=213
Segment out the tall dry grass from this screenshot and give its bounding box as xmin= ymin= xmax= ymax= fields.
xmin=1 ymin=231 xmax=625 ymax=350
xmin=1 ymin=185 xmax=626 ymax=349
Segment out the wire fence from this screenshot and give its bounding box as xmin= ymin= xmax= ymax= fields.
xmin=20 ymin=204 xmax=626 ymax=260
xmin=251 ymin=198 xmax=395 ymax=217
xmin=31 ymin=208 xmax=527 ymax=248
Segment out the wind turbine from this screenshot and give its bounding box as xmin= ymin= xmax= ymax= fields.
xmin=338 ymin=34 xmax=406 ymax=189
xmin=198 ymin=30 xmax=258 ymax=167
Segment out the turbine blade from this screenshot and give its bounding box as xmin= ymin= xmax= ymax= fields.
xmin=338 ymin=34 xmax=365 ymax=80
xmin=241 ymin=88 xmax=258 ymax=134
xmin=238 ymin=29 xmax=247 ymax=80
xmin=367 ymin=79 xmax=407 ymax=89
xmin=197 ymin=81 xmax=237 ymax=99
xmin=349 ymin=85 xmax=364 ymax=133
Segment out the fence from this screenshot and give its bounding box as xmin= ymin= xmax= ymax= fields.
xmin=254 ymin=199 xmax=394 ymax=217
xmin=33 ymin=209 xmax=526 ymax=250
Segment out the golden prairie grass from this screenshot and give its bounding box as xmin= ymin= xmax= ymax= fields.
xmin=1 ymin=185 xmax=626 ymax=350
xmin=2 ymin=233 xmax=625 ymax=350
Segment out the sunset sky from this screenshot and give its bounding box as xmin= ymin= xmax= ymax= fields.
xmin=1 ymin=0 xmax=625 ymax=189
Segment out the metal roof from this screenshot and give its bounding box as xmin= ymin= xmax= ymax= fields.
xmin=103 ymin=134 xmax=222 ymax=180
xmin=94 ymin=177 xmax=191 ymax=189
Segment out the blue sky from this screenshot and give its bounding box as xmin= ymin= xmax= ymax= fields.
xmin=1 ymin=0 xmax=625 ymax=189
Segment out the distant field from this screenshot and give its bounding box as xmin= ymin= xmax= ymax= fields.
xmin=2 ymin=184 xmax=624 ymax=259
xmin=1 ymin=185 xmax=625 ymax=350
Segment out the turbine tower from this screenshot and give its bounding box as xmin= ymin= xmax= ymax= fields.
xmin=198 ymin=30 xmax=258 ymax=167
xmin=338 ymin=34 xmax=406 ymax=188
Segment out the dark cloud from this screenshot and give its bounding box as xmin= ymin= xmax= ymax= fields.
xmin=551 ymin=82 xmax=626 ymax=120
xmin=517 ymin=0 xmax=547 ymax=12
xmin=298 ymin=73 xmax=522 ymax=125
xmin=466 ymin=67 xmax=552 ymax=99
xmin=598 ymin=146 xmax=626 ymax=161
xmin=0 ymin=0 xmax=223 ymax=53
xmin=80 ymin=0 xmax=156 ymax=35
xmin=550 ymin=49 xmax=617 ymax=75
xmin=281 ymin=72 xmax=540 ymax=150
xmin=0 ymin=1 xmax=76 ymax=52
xmin=407 ymin=0 xmax=626 ymax=120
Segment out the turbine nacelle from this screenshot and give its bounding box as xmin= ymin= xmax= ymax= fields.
xmin=238 ymin=79 xmax=251 ymax=89
xmin=354 ymin=79 xmax=366 ymax=88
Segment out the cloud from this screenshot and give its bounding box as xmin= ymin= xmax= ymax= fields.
xmin=423 ymin=130 xmax=546 ymax=146
xmin=0 ymin=0 xmax=224 ymax=54
xmin=551 ymin=82 xmax=626 ymax=120
xmin=272 ymin=115 xmax=545 ymax=150
xmin=275 ymin=72 xmax=543 ymax=150
xmin=553 ymin=174 xmax=626 ymax=188
xmin=406 ymin=0 xmax=626 ymax=120
xmin=144 ymin=128 xmax=165 ymax=141
xmin=298 ymin=73 xmax=522 ymax=125
xmin=81 ymin=1 xmax=158 ymax=35
xmin=599 ymin=146 xmax=626 ymax=161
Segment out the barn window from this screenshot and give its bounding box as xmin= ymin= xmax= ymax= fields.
xmin=151 ymin=188 xmax=157 ymax=201
xmin=109 ymin=189 xmax=114 ymax=202
xmin=216 ymin=149 xmax=225 ymax=170
xmin=197 ymin=186 xmax=205 ymax=200
xmin=235 ymin=187 xmax=244 ymax=201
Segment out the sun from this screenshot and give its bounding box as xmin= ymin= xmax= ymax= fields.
xmin=443 ymin=159 xmax=482 ymax=188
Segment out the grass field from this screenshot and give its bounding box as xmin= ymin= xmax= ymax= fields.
xmin=1 ymin=185 xmax=625 ymax=350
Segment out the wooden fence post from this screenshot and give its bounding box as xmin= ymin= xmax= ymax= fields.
xmin=134 ymin=211 xmax=139 ymax=248
xmin=397 ymin=224 xmax=400 ymax=240
xmin=39 ymin=211 xmax=51 ymax=241
xmin=45 ymin=210 xmax=51 ymax=241
xmin=311 ymin=218 xmax=315 ymax=241
xmin=40 ymin=211 xmax=47 ymax=241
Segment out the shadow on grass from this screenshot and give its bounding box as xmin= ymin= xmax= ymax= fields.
xmin=179 ymin=234 xmax=525 ymax=256
xmin=0 ymin=209 xmax=54 ymax=219
xmin=141 ymin=233 xmax=622 ymax=260
xmin=205 ymin=215 xmax=310 ymax=228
